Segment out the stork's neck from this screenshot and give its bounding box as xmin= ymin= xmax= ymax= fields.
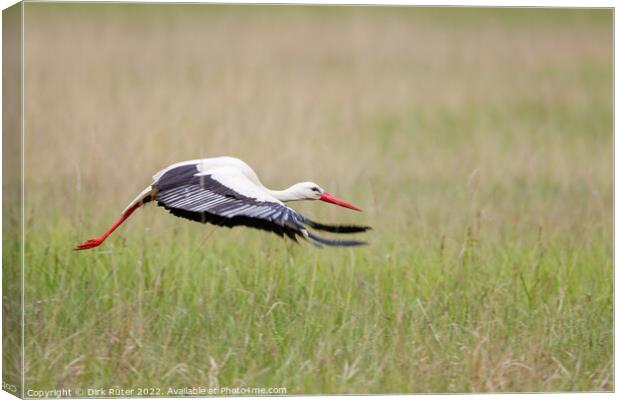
xmin=267 ymin=185 xmax=306 ymax=202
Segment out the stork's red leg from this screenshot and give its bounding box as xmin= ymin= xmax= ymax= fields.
xmin=75 ymin=203 xmax=141 ymax=251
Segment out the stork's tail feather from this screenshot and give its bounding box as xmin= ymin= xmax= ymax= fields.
xmin=304 ymin=218 xmax=372 ymax=234
xmin=304 ymin=230 xmax=368 ymax=247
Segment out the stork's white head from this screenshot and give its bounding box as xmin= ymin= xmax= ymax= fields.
xmin=286 ymin=182 xmax=326 ymax=200
xmin=285 ymin=182 xmax=362 ymax=211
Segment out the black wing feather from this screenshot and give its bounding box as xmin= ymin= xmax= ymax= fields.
xmin=304 ymin=219 xmax=372 ymax=234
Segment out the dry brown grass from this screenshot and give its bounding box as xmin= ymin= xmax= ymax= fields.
xmin=24 ymin=6 xmax=611 ymax=230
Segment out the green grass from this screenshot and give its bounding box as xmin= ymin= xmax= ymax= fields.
xmin=21 ymin=226 xmax=612 ymax=392
xmin=7 ymin=4 xmax=613 ymax=394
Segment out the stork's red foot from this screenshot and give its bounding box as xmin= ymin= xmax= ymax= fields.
xmin=75 ymin=237 xmax=104 ymax=251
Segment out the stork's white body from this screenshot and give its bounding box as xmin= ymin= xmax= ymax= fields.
xmin=125 ymin=157 xmax=274 ymax=213
xmin=153 ymin=157 xmax=261 ymax=185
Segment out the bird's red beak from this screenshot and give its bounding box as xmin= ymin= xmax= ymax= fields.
xmin=319 ymin=192 xmax=362 ymax=211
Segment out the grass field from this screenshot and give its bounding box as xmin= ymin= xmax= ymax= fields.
xmin=6 ymin=4 xmax=613 ymax=394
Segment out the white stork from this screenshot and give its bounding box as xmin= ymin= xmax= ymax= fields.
xmin=75 ymin=156 xmax=370 ymax=250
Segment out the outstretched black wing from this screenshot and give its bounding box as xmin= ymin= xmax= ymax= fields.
xmin=152 ymin=164 xmax=369 ymax=247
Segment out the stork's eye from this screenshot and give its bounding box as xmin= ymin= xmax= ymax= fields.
xmin=311 ymin=187 xmax=320 ymax=192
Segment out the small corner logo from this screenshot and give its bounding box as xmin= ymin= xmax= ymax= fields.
xmin=2 ymin=381 xmax=17 ymax=394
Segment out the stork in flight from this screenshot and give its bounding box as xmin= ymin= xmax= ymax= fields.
xmin=75 ymin=157 xmax=371 ymax=250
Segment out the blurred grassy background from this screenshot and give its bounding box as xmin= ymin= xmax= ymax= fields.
xmin=17 ymin=4 xmax=612 ymax=393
